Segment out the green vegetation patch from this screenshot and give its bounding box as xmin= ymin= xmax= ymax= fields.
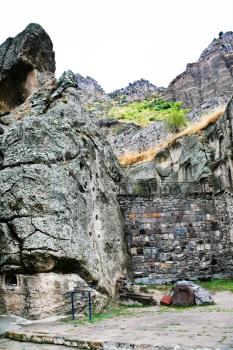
xmin=108 ymin=97 xmax=188 ymax=129
xmin=198 ymin=279 xmax=233 ymax=292
xmin=138 ymin=278 xmax=233 ymax=294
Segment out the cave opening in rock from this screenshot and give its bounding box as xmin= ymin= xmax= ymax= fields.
xmin=4 ymin=273 xmax=18 ymax=287
xmin=0 ymin=61 xmax=36 ymax=113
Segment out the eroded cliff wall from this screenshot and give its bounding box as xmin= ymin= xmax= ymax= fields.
xmin=165 ymin=32 xmax=233 ymax=108
xmin=0 ymin=26 xmax=128 ymax=319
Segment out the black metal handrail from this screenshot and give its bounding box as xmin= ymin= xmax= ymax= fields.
xmin=68 ymin=286 xmax=95 ymax=321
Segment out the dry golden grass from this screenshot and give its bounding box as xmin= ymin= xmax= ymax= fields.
xmin=118 ymin=107 xmax=225 ymax=166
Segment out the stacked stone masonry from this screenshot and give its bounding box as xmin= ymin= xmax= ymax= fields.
xmin=119 ymin=194 xmax=233 ymax=284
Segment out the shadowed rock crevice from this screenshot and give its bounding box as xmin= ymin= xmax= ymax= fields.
xmin=0 ymin=61 xmax=35 ymax=112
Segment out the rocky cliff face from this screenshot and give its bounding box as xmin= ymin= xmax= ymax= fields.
xmin=106 ymin=121 xmax=170 ymax=157
xmin=76 ymin=73 xmax=110 ymax=104
xmin=127 ymin=95 xmax=233 ymax=193
xmin=0 ymin=23 xmax=55 ymax=114
xmin=165 ymin=32 xmax=233 ymax=108
xmin=0 ymin=25 xmax=127 ymax=319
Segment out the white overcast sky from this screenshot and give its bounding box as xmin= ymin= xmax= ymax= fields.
xmin=1 ymin=0 xmax=233 ymax=92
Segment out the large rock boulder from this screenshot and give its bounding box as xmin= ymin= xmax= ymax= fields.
xmin=0 ymin=23 xmax=55 ymax=113
xmin=165 ymin=32 xmax=233 ymax=108
xmin=175 ymin=281 xmax=214 ymax=305
xmin=161 ymin=281 xmax=214 ymax=307
xmin=0 ymin=69 xmax=127 ymax=283
xmin=0 ymin=25 xmax=128 ymax=319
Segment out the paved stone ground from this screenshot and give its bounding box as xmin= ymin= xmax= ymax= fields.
xmin=0 ymin=338 xmax=77 ymax=350
xmin=1 ymin=292 xmax=233 ymax=349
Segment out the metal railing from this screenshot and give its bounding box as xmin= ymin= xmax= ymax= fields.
xmin=67 ymin=286 xmax=95 ymax=321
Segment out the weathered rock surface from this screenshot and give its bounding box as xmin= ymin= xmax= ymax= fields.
xmin=0 ymin=69 xmax=127 ymax=303
xmin=109 ymin=120 xmax=170 ymax=157
xmin=172 ymin=285 xmax=195 ymax=306
xmin=76 ymin=73 xmax=110 ymax=104
xmin=165 ymin=32 xmax=233 ymax=108
xmin=0 ymin=23 xmax=55 ymax=113
xmin=187 ymin=95 xmax=230 ymax=122
xmin=175 ymin=281 xmax=214 ymax=305
xmin=128 ymin=95 xmax=233 ymax=192
xmin=0 ymin=272 xmax=108 ymax=319
xmin=0 ymin=24 xmax=128 ymax=319
xmin=109 ymin=79 xmax=164 ymax=104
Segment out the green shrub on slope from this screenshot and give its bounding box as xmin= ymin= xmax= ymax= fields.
xmin=108 ymin=97 xmax=188 ymax=129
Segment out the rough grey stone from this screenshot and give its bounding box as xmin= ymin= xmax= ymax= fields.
xmin=0 ymin=23 xmax=55 ymax=113
xmin=176 ymin=281 xmax=214 ymax=305
xmin=109 ymin=79 xmax=164 ymax=103
xmin=0 ymin=57 xmax=128 ymax=317
xmin=165 ymin=32 xmax=233 ymax=108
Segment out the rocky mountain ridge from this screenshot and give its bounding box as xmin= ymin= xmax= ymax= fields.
xmin=75 ymin=75 xmax=163 ymax=105
xmin=76 ymin=73 xmax=109 ymax=105
xmin=74 ymin=32 xmax=233 ymax=160
xmin=199 ymin=31 xmax=233 ymax=60
xmin=165 ymin=31 xmax=233 ymax=108
xmin=109 ymin=79 xmax=164 ymax=103
xmin=0 ymin=23 xmax=55 ymax=114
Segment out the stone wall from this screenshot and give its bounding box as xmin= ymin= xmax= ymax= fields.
xmin=119 ymin=194 xmax=233 ymax=284
xmin=214 ymin=191 xmax=233 ymax=277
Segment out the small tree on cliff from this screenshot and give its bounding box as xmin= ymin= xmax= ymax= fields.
xmin=165 ymin=103 xmax=188 ymax=132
